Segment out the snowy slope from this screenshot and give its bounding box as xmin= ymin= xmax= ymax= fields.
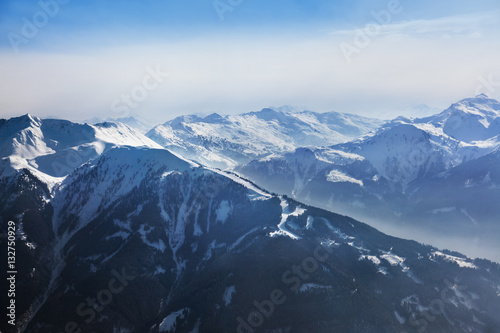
xmin=336 ymin=123 xmax=456 ymax=186
xmin=236 ymin=95 xmax=500 ymax=261
xmin=236 ymin=146 xmax=387 ymax=220
xmin=238 ymin=147 xmax=370 ymax=197
xmin=328 ymin=95 xmax=500 ymax=186
xmin=0 ymin=115 xmax=161 ymax=189
xmin=146 ymin=107 xmax=385 ymax=169
xmin=1 ymin=115 xmax=499 ymax=332
xmin=6 ymin=144 xmax=500 ymax=333
xmin=423 ymin=93 xmax=500 ymax=143
xmin=239 ymin=95 xmax=500 ymax=193
xmin=52 ymin=147 xmax=198 ymax=237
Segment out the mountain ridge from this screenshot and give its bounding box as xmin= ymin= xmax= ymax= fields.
xmin=146 ymin=106 xmax=385 ymax=169
xmin=235 ymin=95 xmax=500 ymax=261
xmin=1 ymin=103 xmax=500 ymax=332
xmin=2 ymin=145 xmax=500 ymax=332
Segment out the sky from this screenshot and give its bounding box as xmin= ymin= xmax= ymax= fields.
xmin=0 ymin=0 xmax=499 ymax=123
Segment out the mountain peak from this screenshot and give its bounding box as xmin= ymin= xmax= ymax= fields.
xmin=454 ymin=94 xmax=500 ymax=113
xmin=13 ymin=113 xmax=41 ymax=125
xmin=24 ymin=113 xmax=38 ymax=120
xmin=166 ymin=114 xmax=203 ymax=128
xmin=203 ymin=113 xmax=225 ymax=123
xmin=475 ymin=93 xmax=489 ymax=99
xmin=270 ymin=105 xmax=305 ymax=113
xmin=0 ymin=114 xmax=42 ymax=134
xmin=249 ymin=107 xmax=291 ymax=122
xmin=457 ymin=94 xmax=500 ymax=107
xmin=423 ymin=95 xmax=500 ymax=142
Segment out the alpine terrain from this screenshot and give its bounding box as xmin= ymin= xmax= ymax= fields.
xmin=146 ymin=106 xmax=385 ymax=169
xmin=1 ymin=113 xmax=500 ymax=333
xmin=236 ymin=95 xmax=500 ymax=261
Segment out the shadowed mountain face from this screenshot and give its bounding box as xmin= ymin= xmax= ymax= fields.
xmin=1 ymin=146 xmax=500 ymax=333
xmin=236 ymin=95 xmax=500 ymax=262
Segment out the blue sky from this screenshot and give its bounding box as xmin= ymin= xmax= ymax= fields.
xmin=2 ymin=0 xmax=498 ymax=47
xmin=1 ymin=0 xmax=500 ymax=121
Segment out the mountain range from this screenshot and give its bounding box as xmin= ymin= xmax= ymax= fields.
xmin=146 ymin=106 xmax=385 ymax=169
xmin=235 ymin=94 xmax=500 ymax=261
xmin=1 ymin=95 xmax=499 ymax=332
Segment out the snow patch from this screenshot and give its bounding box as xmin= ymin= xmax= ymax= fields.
xmin=230 ymin=227 xmax=260 ymax=251
xmin=322 ymin=218 xmax=354 ymax=240
xmin=380 ymin=250 xmax=422 ymax=282
xmin=223 ymin=286 xmax=236 ymax=306
xmin=394 ymin=310 xmax=406 ymax=324
xmin=305 ymin=216 xmax=314 ymax=230
xmin=138 ymin=225 xmax=166 ymax=253
xmin=155 ymin=266 xmax=166 ymax=275
xmin=433 ymin=251 xmax=477 ymax=269
xmin=326 ymin=169 xmax=363 ymax=186
xmin=159 ymin=308 xmax=189 ymax=332
xmin=359 ymin=255 xmax=381 ymax=265
xmin=269 ymin=200 xmax=304 ymax=240
xmin=216 ymin=200 xmax=231 ymax=224
xmin=380 ymin=252 xmax=405 ymax=266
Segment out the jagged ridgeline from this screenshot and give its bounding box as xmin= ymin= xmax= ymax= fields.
xmin=1 ymin=139 xmax=500 ymax=332
xmin=235 ymin=95 xmax=500 ymax=261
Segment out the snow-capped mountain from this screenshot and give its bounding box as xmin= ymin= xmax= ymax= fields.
xmin=0 ymin=114 xmax=161 ymax=184
xmin=334 ymin=94 xmax=500 ymax=186
xmin=146 ymin=107 xmax=385 ymax=169
xmin=236 ymin=95 xmax=500 ymax=261
xmin=423 ymin=93 xmax=500 ymax=143
xmin=1 ymin=99 xmax=500 ymax=332
xmin=1 ymin=143 xmax=500 ymax=333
